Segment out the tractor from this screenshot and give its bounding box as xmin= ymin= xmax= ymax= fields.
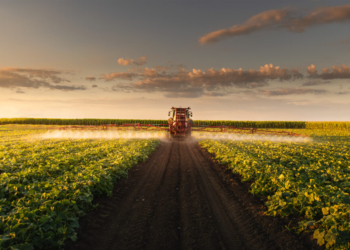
xmin=167 ymin=107 xmax=193 ymax=138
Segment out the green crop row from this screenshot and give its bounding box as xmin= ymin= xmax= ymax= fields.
xmin=305 ymin=122 xmax=350 ymax=131
xmin=0 ymin=118 xmax=168 ymax=126
xmin=195 ymin=121 xmax=350 ymax=130
xmin=0 ymin=132 xmax=160 ymax=249
xmin=199 ymin=129 xmax=350 ymax=249
xmin=193 ymin=120 xmax=307 ymax=128
xmin=1 ymin=118 xmax=349 ymax=130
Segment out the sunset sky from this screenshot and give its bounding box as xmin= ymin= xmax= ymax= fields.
xmin=1 ymin=0 xmax=350 ymax=120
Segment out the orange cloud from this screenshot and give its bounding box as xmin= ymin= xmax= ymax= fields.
xmin=100 ymin=72 xmax=137 ymax=81
xmin=289 ymin=4 xmax=350 ymax=33
xmin=199 ymin=4 xmax=350 ymax=44
xmin=307 ymin=64 xmax=317 ymax=76
xmin=307 ymin=64 xmax=350 ymax=79
xmin=143 ymin=67 xmax=158 ymax=77
xmin=135 ymin=56 xmax=147 ymax=66
xmin=109 ymin=64 xmax=302 ymax=98
xmin=117 ymin=56 xmax=148 ymax=66
xmin=117 ymin=58 xmax=134 ymax=66
xmin=321 ymin=64 xmax=350 ymax=79
xmin=199 ymin=9 xmax=290 ymax=44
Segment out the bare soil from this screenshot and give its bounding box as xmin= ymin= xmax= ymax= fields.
xmin=65 ymin=140 xmax=323 ymax=250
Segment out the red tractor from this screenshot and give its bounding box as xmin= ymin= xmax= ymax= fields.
xmin=168 ymin=107 xmax=193 ymax=138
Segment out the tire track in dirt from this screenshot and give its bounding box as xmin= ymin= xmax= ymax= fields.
xmin=187 ymin=142 xmax=277 ymax=250
xmin=141 ymin=140 xmax=181 ymax=249
xmin=185 ymin=142 xmax=245 ymax=249
xmin=103 ymin=141 xmax=175 ymax=250
xmin=65 ymin=140 xmax=316 ymax=250
xmin=178 ymin=141 xmax=222 ymax=250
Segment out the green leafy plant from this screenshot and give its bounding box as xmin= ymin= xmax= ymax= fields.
xmin=199 ymin=129 xmax=350 ymax=249
xmin=0 ymin=128 xmax=159 ymax=249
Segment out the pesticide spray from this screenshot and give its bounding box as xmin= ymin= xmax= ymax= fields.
xmin=37 ymin=130 xmax=311 ymax=143
xmin=38 ymin=130 xmax=167 ymax=140
xmin=192 ymin=132 xmax=312 ymax=143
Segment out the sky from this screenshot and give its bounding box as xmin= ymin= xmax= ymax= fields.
xmin=1 ymin=0 xmax=350 ymax=121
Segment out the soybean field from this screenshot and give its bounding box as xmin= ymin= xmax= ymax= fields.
xmin=1 ymin=124 xmax=350 ymax=250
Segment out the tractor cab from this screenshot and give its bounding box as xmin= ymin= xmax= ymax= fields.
xmin=168 ymin=107 xmax=192 ymax=120
xmin=167 ymin=107 xmax=192 ymax=138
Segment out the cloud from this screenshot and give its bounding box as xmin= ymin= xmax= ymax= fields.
xmin=320 ymin=65 xmax=350 ymax=79
xmin=109 ymin=64 xmax=302 ymax=98
xmin=143 ymin=67 xmax=158 ymax=77
xmin=153 ymin=65 xmax=169 ymax=72
xmin=50 ymin=85 xmax=86 ymax=91
xmin=111 ymin=85 xmax=136 ymax=93
xmin=134 ymin=56 xmax=147 ymax=66
xmin=307 ymin=64 xmax=317 ymax=76
xmin=102 ymin=62 xmax=350 ymax=98
xmin=100 ymin=72 xmax=137 ymax=81
xmin=117 ymin=58 xmax=132 ymax=66
xmin=117 ymin=56 xmax=147 ymax=66
xmin=199 ymin=9 xmax=291 ymax=44
xmin=0 ymin=68 xmax=85 ymax=91
xmin=199 ymin=4 xmax=350 ymax=44
xmin=340 ymin=38 xmax=350 ymax=44
xmin=260 ymin=88 xmax=327 ymax=96
xmin=0 ymin=70 xmax=47 ymax=89
xmin=307 ymin=64 xmax=350 ymax=79
xmin=302 ymin=80 xmax=331 ymax=86
xmin=336 ymin=91 xmax=349 ymax=95
xmin=86 ymin=76 xmax=96 ymax=81
xmin=92 ymin=84 xmax=98 ymax=88
xmin=2 ymin=67 xmax=70 ymax=83
xmin=16 ymin=89 xmax=25 ymax=94
xmin=289 ymin=4 xmax=350 ymax=33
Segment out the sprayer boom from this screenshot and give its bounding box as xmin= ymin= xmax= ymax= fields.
xmin=54 ymin=107 xmax=307 ymax=138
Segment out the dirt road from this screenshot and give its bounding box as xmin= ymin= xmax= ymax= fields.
xmin=65 ymin=140 xmax=319 ymax=250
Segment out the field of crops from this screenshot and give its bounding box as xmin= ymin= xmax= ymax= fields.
xmin=199 ymin=129 xmax=350 ymax=250
xmin=1 ymin=118 xmax=350 ymax=130
xmin=0 ymin=126 xmax=159 ymax=249
xmin=1 ymin=124 xmax=350 ymax=249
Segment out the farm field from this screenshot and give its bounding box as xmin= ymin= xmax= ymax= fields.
xmin=1 ymin=125 xmax=349 ymax=249
xmin=4 ymin=0 xmax=350 ymax=249
xmin=65 ymin=139 xmax=315 ymax=250
xmin=1 ymin=118 xmax=350 ymax=130
xmin=200 ymin=129 xmax=350 ymax=250
xmin=0 ymin=125 xmax=159 ymax=249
